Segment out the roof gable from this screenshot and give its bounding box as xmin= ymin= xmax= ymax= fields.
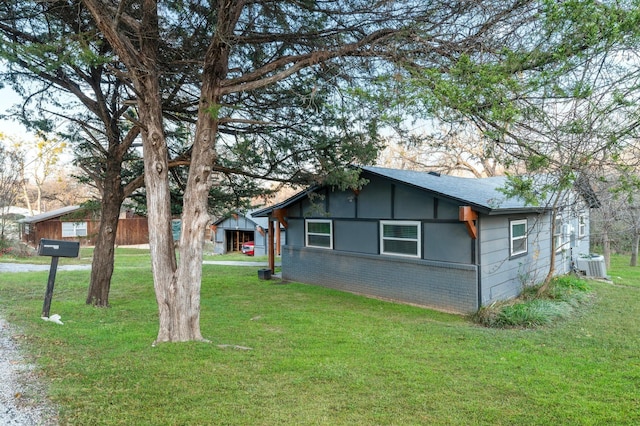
xmin=213 ymin=210 xmax=271 ymax=229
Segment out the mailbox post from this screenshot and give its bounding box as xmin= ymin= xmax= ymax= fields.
xmin=38 ymin=239 xmax=80 ymax=318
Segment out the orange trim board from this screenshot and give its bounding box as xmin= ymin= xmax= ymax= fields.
xmin=273 ymin=208 xmax=288 ymax=229
xmin=459 ymin=206 xmax=478 ymax=239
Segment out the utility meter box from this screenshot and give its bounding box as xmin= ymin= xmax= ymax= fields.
xmin=37 ymin=239 xmax=80 ymax=258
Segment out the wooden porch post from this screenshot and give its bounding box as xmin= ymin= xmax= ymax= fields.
xmin=268 ymin=218 xmax=275 ymax=273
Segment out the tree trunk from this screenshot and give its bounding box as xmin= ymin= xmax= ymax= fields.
xmin=156 ymin=3 xmax=240 ymax=342
xmin=152 ymin=3 xmax=239 ymax=343
xmin=602 ymin=227 xmax=611 ymax=269
xmin=81 ymin=0 xmax=203 ymax=343
xmin=86 ymin=163 xmax=125 ymax=306
xmin=538 ymin=204 xmax=561 ymax=296
xmin=167 ymin=86 xmax=220 ymax=344
xmin=20 ymin=166 xmax=33 ymax=215
xmin=112 ymin=0 xmax=191 ymax=343
xmin=141 ymin=88 xmax=185 ymax=342
xmin=35 ymin=182 xmax=43 ymax=213
xmin=631 ymin=233 xmax=639 ymax=267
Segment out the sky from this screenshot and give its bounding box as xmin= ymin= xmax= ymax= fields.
xmin=0 ymin=85 xmax=31 ymax=140
xmin=0 ymin=85 xmax=76 ymax=169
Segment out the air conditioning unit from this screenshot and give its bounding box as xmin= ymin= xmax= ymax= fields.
xmin=576 ymin=255 xmax=607 ymax=278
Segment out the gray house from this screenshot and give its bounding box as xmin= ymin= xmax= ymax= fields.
xmin=253 ymin=166 xmax=599 ymax=314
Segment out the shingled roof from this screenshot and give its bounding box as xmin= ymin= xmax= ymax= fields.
xmin=18 ymin=205 xmax=81 ymax=224
xmin=254 ymin=166 xmax=597 ymax=217
xmin=361 ymin=166 xmax=537 ymax=214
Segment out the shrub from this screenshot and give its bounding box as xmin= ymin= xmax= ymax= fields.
xmin=473 ymin=274 xmax=591 ymax=329
xmin=0 ymin=237 xmax=12 ymax=255
xmin=552 ymin=275 xmax=590 ymax=292
xmin=547 ymin=276 xmax=591 ymax=305
xmin=0 ymin=238 xmax=34 ymax=258
xmin=494 ymin=299 xmax=572 ymax=327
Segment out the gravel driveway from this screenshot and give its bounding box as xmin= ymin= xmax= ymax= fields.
xmin=0 ymin=263 xmax=91 ymax=273
xmin=0 ymin=317 xmax=58 ymax=425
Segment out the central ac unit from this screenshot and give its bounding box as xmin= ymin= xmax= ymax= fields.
xmin=576 ymin=255 xmax=607 ymax=278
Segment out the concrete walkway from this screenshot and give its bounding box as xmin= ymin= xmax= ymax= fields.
xmin=203 ymin=260 xmax=281 ymax=267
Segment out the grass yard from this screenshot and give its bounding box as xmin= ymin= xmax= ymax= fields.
xmin=0 ymin=249 xmax=639 ymax=425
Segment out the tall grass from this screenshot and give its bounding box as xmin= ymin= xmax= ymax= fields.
xmin=0 ymin=250 xmax=639 ymax=425
xmin=473 ymin=275 xmax=592 ymax=328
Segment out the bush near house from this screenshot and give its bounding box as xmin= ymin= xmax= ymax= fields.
xmin=473 ymin=275 xmax=592 ymax=328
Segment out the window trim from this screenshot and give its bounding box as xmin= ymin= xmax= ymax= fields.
xmin=553 ymin=215 xmax=564 ymax=253
xmin=509 ymin=219 xmax=528 ymax=257
xmin=61 ymin=221 xmax=88 ymax=238
xmin=380 ymin=220 xmax=422 ymax=258
xmin=305 ymin=219 xmax=333 ymax=249
xmin=578 ymin=214 xmax=587 ymax=237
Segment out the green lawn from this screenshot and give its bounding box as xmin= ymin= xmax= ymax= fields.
xmin=608 ymin=254 xmax=640 ymax=287
xmin=0 ymin=250 xmax=638 ymax=425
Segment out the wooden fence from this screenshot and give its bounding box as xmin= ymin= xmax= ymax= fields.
xmin=23 ymin=217 xmax=149 ymax=247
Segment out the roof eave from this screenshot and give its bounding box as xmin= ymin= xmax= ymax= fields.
xmin=252 ymin=185 xmax=322 ymax=217
xmin=485 ymin=207 xmax=549 ymax=216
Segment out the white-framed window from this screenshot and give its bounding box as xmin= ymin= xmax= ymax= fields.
xmin=509 ymin=219 xmax=528 ymax=257
xmin=305 ymin=219 xmax=333 ymax=249
xmin=578 ymin=214 xmax=587 ymax=237
xmin=554 ymin=216 xmax=564 ymax=252
xmin=380 ymin=220 xmax=421 ymax=258
xmin=61 ymin=221 xmax=88 ymax=237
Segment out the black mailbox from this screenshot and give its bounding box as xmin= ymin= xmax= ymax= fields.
xmin=38 ymin=239 xmax=80 ymax=258
xmin=38 ymin=239 xmax=81 ymax=319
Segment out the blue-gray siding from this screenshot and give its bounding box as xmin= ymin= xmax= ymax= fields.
xmin=478 ymin=207 xmax=591 ymax=305
xmin=272 ymin=171 xmax=592 ymax=313
xmin=281 ymin=179 xmax=480 ymax=313
xmin=282 ymin=246 xmax=478 ymax=313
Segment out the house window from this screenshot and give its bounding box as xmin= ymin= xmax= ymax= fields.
xmin=380 ymin=221 xmax=421 ymax=258
xmin=305 ymin=219 xmax=333 ymax=249
xmin=62 ymin=222 xmax=88 ymax=237
xmin=509 ymin=219 xmax=528 ymax=257
xmin=578 ymin=214 xmax=587 ymax=237
xmin=554 ymin=216 xmax=564 ymax=252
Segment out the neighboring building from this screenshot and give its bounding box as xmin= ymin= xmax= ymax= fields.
xmin=19 ymin=205 xmax=149 ymax=246
xmin=0 ymin=206 xmax=39 ymax=240
xmin=211 ymin=211 xmax=285 ymax=256
xmin=253 ymin=166 xmax=599 ymax=314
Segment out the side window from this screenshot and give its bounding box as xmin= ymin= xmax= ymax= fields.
xmin=509 ymin=219 xmax=528 ymax=257
xmin=554 ymin=216 xmax=564 ymax=252
xmin=62 ymin=222 xmax=88 ymax=237
xmin=380 ymin=221 xmax=421 ymax=258
xmin=305 ymin=219 xmax=333 ymax=249
xmin=578 ymin=214 xmax=587 ymax=237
